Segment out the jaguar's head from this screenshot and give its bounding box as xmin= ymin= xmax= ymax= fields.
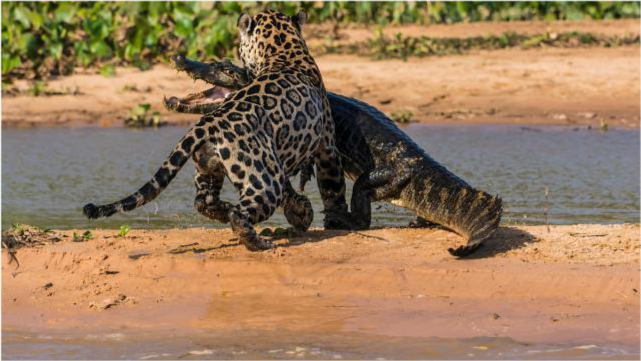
xmin=237 ymin=9 xmax=308 ymax=76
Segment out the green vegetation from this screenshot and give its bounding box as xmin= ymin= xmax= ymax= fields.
xmin=363 ymin=30 xmax=640 ymax=60
xmin=124 ymin=103 xmax=163 ymax=128
xmin=73 ymin=230 xmax=93 ymax=242
xmin=3 ymin=1 xmax=639 ymax=82
xmin=118 ymin=224 xmax=131 ymax=237
xmin=390 ymin=109 xmax=414 ymax=124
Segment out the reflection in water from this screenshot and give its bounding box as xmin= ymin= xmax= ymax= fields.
xmin=2 ymin=329 xmax=638 ymax=360
xmin=2 ymin=125 xmax=639 ymax=230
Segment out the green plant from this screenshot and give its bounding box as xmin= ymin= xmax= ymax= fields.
xmin=3 ymin=2 xmax=639 ymax=82
xmin=73 ymin=230 xmax=93 ymax=242
xmin=390 ymin=109 xmax=413 ymax=124
xmin=118 ymin=224 xmax=131 ymax=237
xmin=124 ymin=103 xmax=162 ymax=128
xmin=362 ymin=30 xmax=639 ymax=60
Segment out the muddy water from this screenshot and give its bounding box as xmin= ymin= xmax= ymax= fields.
xmin=2 ymin=125 xmax=639 ymax=230
xmin=3 ymin=329 xmax=638 ymax=360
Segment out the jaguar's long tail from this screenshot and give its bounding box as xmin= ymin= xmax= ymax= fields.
xmin=83 ymin=126 xmax=207 ymax=219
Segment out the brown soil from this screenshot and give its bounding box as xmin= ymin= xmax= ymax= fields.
xmin=305 ymin=18 xmax=641 ymax=44
xmin=2 ymin=224 xmax=639 ymax=347
xmin=2 ymin=20 xmax=639 ymax=129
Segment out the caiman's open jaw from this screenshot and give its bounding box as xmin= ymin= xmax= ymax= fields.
xmin=164 ymin=86 xmax=232 ymax=114
xmin=164 ymin=54 xmax=250 ymax=114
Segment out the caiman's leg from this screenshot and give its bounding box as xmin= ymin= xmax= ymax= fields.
xmin=282 ymin=181 xmax=313 ymax=233
xmin=351 ymin=167 xmax=412 ymax=229
xmin=193 ymin=159 xmax=234 ymax=223
xmin=315 ymin=128 xmax=354 ymax=230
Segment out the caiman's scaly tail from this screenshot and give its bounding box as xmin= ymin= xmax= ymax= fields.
xmin=407 ymin=173 xmax=502 ymax=258
xmin=83 ymin=126 xmax=206 ymax=219
xmin=441 ymin=188 xmax=502 ymax=257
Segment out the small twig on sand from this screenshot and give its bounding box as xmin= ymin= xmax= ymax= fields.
xmin=545 ymin=186 xmax=550 ymax=233
xmin=2 ymin=241 xmax=20 ymax=269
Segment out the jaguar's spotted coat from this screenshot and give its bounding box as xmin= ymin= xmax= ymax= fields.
xmin=83 ymin=10 xmax=349 ymax=250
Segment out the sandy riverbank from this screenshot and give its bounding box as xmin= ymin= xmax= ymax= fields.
xmin=2 ymin=224 xmax=639 ymax=350
xmin=2 ymin=20 xmax=639 ymax=129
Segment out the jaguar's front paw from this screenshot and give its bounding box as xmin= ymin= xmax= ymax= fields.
xmin=242 ymin=235 xmax=275 ymax=251
xmin=284 ymin=195 xmax=314 ymax=232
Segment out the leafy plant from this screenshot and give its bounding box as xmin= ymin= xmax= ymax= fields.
xmin=118 ymin=224 xmax=131 ymax=237
xmin=2 ymin=2 xmax=639 ymax=81
xmin=124 ymin=103 xmax=163 ymax=128
xmin=390 ymin=109 xmax=413 ymax=124
xmin=73 ymin=230 xmax=93 ymax=242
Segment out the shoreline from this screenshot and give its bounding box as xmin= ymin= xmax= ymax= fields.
xmin=2 ymin=20 xmax=639 ymax=129
xmin=3 ymin=224 xmax=639 ymax=349
xmin=3 ymin=48 xmax=639 ymax=129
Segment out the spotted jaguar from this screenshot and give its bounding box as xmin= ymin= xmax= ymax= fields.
xmin=83 ymin=9 xmax=350 ymax=251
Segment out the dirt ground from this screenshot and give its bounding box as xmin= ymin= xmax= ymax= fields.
xmin=2 ymin=19 xmax=639 ymax=128
xmin=2 ymin=224 xmax=639 ymax=347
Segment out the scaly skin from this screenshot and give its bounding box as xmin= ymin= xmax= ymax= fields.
xmin=164 ymin=57 xmax=503 ymax=257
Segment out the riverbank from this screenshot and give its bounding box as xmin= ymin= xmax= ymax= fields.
xmin=3 ymin=223 xmax=639 ymax=356
xmin=2 ymin=20 xmax=639 ymax=129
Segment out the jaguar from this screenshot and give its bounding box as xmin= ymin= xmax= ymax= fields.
xmin=83 ymin=9 xmax=350 ymax=251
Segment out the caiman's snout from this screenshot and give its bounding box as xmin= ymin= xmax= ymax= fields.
xmin=165 ymin=55 xmax=251 ymax=114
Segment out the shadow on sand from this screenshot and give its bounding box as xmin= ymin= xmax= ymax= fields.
xmin=167 ymin=226 xmax=537 ymax=259
xmin=465 ymin=226 xmax=538 ymax=259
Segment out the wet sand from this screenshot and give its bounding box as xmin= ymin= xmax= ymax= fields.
xmin=3 ymin=224 xmax=639 ymax=353
xmin=2 ymin=20 xmax=639 ymax=129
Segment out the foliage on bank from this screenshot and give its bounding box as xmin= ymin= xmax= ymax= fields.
xmin=2 ymin=1 xmax=640 ymax=81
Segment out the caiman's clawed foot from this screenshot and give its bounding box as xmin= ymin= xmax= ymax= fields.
xmin=323 ymin=207 xmax=365 ymax=230
xmin=448 ymin=242 xmax=483 ymax=258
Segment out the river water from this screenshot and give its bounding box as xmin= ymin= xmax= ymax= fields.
xmin=3 ymin=328 xmax=638 ymax=360
xmin=2 ymin=124 xmax=639 ymax=230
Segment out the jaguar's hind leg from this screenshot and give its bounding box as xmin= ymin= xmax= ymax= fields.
xmin=228 ymin=182 xmax=283 ymax=250
xmin=193 ymin=151 xmax=234 ymax=223
xmin=223 ymin=135 xmax=285 ymax=251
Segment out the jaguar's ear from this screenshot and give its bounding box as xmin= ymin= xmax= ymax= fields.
xmin=293 ymin=10 xmax=307 ymax=31
xmin=237 ymin=13 xmax=254 ymax=37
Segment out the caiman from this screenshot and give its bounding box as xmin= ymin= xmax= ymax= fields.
xmin=164 ymin=55 xmax=503 ymax=257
